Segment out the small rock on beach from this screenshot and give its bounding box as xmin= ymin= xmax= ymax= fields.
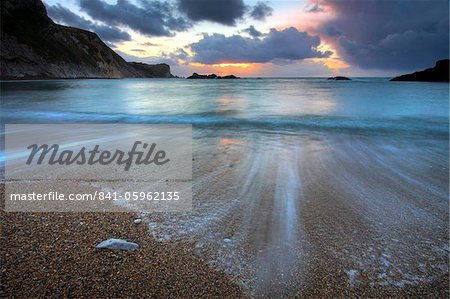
xmin=96 ymin=238 xmax=139 ymax=250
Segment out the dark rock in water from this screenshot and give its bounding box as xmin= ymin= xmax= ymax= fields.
xmin=187 ymin=73 xmax=239 ymax=79
xmin=187 ymin=73 xmax=205 ymax=79
xmin=327 ymin=76 xmax=351 ymax=80
xmin=187 ymin=73 xmax=218 ymax=79
xmin=0 ymin=0 xmax=174 ymax=79
xmin=390 ymin=59 xmax=449 ymax=82
xmin=218 ymin=75 xmax=239 ymax=79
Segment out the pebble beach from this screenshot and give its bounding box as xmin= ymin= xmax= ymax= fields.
xmin=0 ymin=185 xmax=244 ymax=298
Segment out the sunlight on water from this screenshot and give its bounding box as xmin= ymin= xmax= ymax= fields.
xmin=1 ymin=78 xmax=448 ymax=137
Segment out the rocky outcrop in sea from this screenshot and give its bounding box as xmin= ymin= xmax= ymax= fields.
xmin=186 ymin=73 xmax=239 ymax=79
xmin=390 ymin=59 xmax=449 ymax=82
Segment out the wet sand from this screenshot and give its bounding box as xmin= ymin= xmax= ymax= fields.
xmin=144 ymin=130 xmax=449 ymax=297
xmin=1 ymin=130 xmax=449 ymax=298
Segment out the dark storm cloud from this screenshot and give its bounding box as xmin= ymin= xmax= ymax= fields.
xmin=250 ymin=2 xmax=273 ymax=21
xmin=177 ymin=0 xmax=246 ymax=26
xmin=163 ymin=48 xmax=190 ymax=64
xmin=242 ymin=25 xmax=263 ymax=38
xmin=78 ymin=0 xmax=191 ymax=37
xmin=46 ymin=4 xmax=131 ymax=42
xmin=318 ymin=0 xmax=449 ymax=70
xmin=324 ymin=26 xmax=341 ymax=37
xmin=190 ymin=27 xmax=331 ymax=64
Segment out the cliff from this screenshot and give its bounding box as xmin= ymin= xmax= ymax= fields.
xmin=390 ymin=59 xmax=449 ymax=82
xmin=0 ymin=0 xmax=173 ymax=79
xmin=128 ymin=62 xmax=173 ymax=78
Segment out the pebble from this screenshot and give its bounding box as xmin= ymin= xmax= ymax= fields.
xmin=133 ymin=219 xmax=142 ymax=224
xmin=96 ymin=238 xmax=139 ymax=250
xmin=346 ymin=269 xmax=359 ymax=286
xmin=159 ymin=234 xmax=172 ymax=241
xmin=148 ymin=222 xmax=158 ymax=229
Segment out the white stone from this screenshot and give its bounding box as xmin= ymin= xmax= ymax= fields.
xmin=96 ymin=238 xmax=139 ymax=250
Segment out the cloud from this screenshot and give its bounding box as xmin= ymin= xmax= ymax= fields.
xmin=140 ymin=42 xmax=161 ymax=47
xmin=79 ymin=0 xmax=191 ymax=37
xmin=250 ymin=2 xmax=273 ymax=21
xmin=46 ymin=4 xmax=131 ymax=42
xmin=317 ymin=0 xmax=449 ymax=70
xmin=242 ymin=25 xmax=263 ymax=38
xmin=190 ymin=27 xmax=331 ymax=64
xmin=163 ymin=48 xmax=190 ymax=64
xmin=177 ymin=0 xmax=246 ymax=26
xmin=305 ymin=3 xmax=323 ymax=13
xmin=324 ymin=26 xmax=341 ymax=37
xmin=115 ymin=50 xmax=179 ymax=66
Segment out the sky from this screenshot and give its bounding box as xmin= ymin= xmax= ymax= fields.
xmin=42 ymin=0 xmax=449 ymax=77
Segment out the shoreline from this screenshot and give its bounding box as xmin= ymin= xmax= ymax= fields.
xmin=2 ymin=131 xmax=448 ymax=298
xmin=1 ymin=79 xmax=448 ymax=297
xmin=0 ymin=76 xmax=396 ymax=81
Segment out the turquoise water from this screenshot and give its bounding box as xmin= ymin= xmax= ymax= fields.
xmin=1 ymin=78 xmax=448 ymax=137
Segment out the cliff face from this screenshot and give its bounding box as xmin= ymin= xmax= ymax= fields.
xmin=128 ymin=62 xmax=173 ymax=78
xmin=0 ymin=0 xmax=173 ymax=79
xmin=390 ymin=59 xmax=449 ymax=82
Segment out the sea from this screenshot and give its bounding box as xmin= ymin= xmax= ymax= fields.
xmin=1 ymin=78 xmax=448 ymax=137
